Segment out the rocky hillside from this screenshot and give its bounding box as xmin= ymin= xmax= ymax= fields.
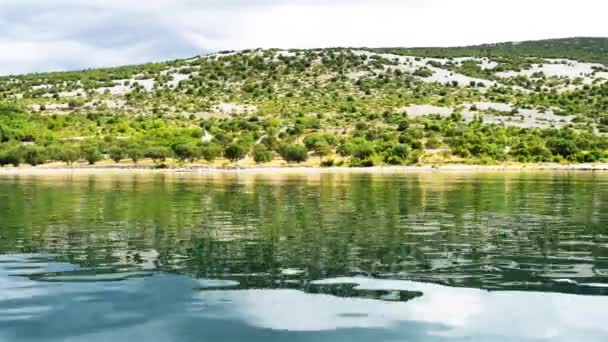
xmin=0 ymin=38 xmax=607 ymax=167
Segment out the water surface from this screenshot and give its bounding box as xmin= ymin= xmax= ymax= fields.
xmin=1 ymin=171 xmax=608 ymax=341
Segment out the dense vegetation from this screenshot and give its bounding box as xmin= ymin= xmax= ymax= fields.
xmin=376 ymin=37 xmax=608 ymax=65
xmin=0 ymin=38 xmax=607 ymax=168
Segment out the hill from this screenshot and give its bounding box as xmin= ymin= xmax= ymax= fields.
xmin=375 ymin=37 xmax=608 ymax=65
xmin=0 ymin=37 xmax=607 ymax=168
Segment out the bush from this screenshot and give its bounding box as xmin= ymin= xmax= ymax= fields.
xmin=199 ymin=143 xmax=223 ymax=162
xmin=22 ymin=146 xmax=48 ymax=166
xmin=547 ymin=138 xmax=579 ymax=158
xmin=253 ymin=145 xmax=272 ymax=164
xmin=278 ymin=144 xmax=308 ymax=163
xmin=383 ymin=143 xmax=410 ymax=165
xmin=224 ymin=142 xmax=248 ymax=162
xmin=58 ymin=146 xmax=80 ymax=165
xmin=0 ymin=147 xmax=22 ymax=167
xmin=144 ymin=146 xmax=173 ymax=165
xmin=340 ymin=138 xmax=375 ymax=160
xmin=426 ymin=137 xmax=442 ymax=149
xmin=349 ymin=158 xmax=374 ymax=167
xmin=411 ymin=140 xmax=424 ymax=150
xmin=81 ymin=146 xmax=103 ymax=165
xmin=127 ymin=147 xmax=143 ymax=164
xmin=320 ymin=159 xmax=335 ymax=167
xmin=108 ymin=146 xmax=126 ymax=163
xmin=172 ymin=143 xmax=198 ymax=162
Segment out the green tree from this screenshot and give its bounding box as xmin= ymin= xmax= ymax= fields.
xmin=81 ymin=146 xmax=103 ymax=165
xmin=172 ymin=143 xmax=198 ymax=162
xmin=252 ymin=145 xmax=273 ymax=164
xmin=58 ymin=146 xmax=80 ymax=165
xmin=144 ymin=147 xmax=173 ymax=165
xmin=22 ymin=146 xmax=48 ymax=166
xmin=0 ymin=146 xmax=22 ymax=167
xmin=224 ymin=142 xmax=248 ymax=162
xmin=547 ymin=138 xmax=579 ymax=158
xmin=278 ymin=144 xmax=308 ymax=163
xmin=109 ymin=146 xmax=126 ymax=163
xmin=127 ymin=147 xmax=143 ymax=164
xmin=199 ymin=143 xmax=223 ymax=163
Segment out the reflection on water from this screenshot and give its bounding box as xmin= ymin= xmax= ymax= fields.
xmin=1 ymin=172 xmax=608 ymax=341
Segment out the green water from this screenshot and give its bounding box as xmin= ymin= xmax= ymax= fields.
xmin=1 ymin=171 xmax=607 ymax=341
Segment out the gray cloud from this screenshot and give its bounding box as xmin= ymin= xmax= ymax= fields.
xmin=0 ymin=0 xmax=606 ymax=75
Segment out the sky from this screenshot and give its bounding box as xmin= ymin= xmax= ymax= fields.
xmin=0 ymin=0 xmax=606 ymax=75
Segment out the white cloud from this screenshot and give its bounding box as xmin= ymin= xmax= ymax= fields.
xmin=0 ymin=0 xmax=606 ymax=75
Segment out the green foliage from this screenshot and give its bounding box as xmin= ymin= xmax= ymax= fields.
xmin=277 ymin=144 xmax=308 ymax=163
xmin=58 ymin=145 xmax=80 ymax=165
xmin=172 ymin=143 xmax=199 ymax=162
xmin=340 ymin=137 xmax=375 ymax=160
xmin=108 ymin=146 xmax=126 ymax=163
xmin=22 ymin=146 xmax=48 ymax=166
xmin=376 ymin=37 xmax=608 ymax=64
xmin=252 ymin=145 xmax=273 ymax=164
xmin=0 ymin=39 xmax=607 ymax=168
xmin=0 ymin=145 xmax=22 ymax=167
xmin=81 ymin=146 xmax=103 ymax=165
xmin=224 ymin=142 xmax=248 ymax=162
xmin=144 ymin=146 xmax=173 ymax=165
xmin=127 ymin=147 xmax=143 ymax=164
xmin=383 ymin=144 xmax=410 ymax=165
xmin=199 ymin=143 xmax=223 ymax=162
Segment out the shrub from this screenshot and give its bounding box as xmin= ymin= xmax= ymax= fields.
xmin=224 ymin=142 xmax=248 ymax=162
xmin=0 ymin=147 xmax=22 ymax=167
xmin=199 ymin=143 xmax=223 ymax=162
xmin=278 ymin=144 xmax=308 ymax=163
xmin=108 ymin=146 xmax=126 ymax=163
xmin=144 ymin=146 xmax=173 ymax=165
xmin=22 ymin=146 xmax=48 ymax=166
xmin=320 ymin=159 xmax=335 ymax=167
xmin=172 ymin=143 xmax=198 ymax=162
xmin=547 ymin=138 xmax=579 ymax=158
xmin=340 ymin=138 xmax=375 ymax=160
xmin=127 ymin=147 xmax=143 ymax=164
xmin=58 ymin=146 xmax=81 ymax=165
xmin=426 ymin=137 xmax=442 ymax=149
xmin=253 ymin=145 xmax=272 ymax=164
xmin=81 ymin=146 xmax=103 ymax=165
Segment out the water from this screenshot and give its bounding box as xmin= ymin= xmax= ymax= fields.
xmin=1 ymin=171 xmax=608 ymax=341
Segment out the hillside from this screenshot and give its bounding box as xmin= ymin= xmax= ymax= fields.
xmin=1 ymin=37 xmax=607 ymax=168
xmin=376 ymin=37 xmax=608 ymax=64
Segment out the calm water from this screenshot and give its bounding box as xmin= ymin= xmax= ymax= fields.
xmin=1 ymin=171 xmax=608 ymax=341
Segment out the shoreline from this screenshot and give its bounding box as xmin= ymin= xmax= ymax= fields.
xmin=2 ymin=163 xmax=608 ymax=175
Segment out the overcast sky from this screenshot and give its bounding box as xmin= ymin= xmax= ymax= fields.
xmin=0 ymin=0 xmax=606 ymax=75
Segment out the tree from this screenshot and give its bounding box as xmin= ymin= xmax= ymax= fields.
xmin=22 ymin=146 xmax=48 ymax=166
xmin=278 ymin=144 xmax=308 ymax=163
xmin=224 ymin=142 xmax=248 ymax=162
xmin=199 ymin=143 xmax=223 ymax=163
xmin=0 ymin=147 xmax=21 ymax=167
xmin=253 ymin=145 xmax=272 ymax=164
xmin=547 ymin=138 xmax=579 ymax=158
xmin=58 ymin=146 xmax=80 ymax=165
xmin=340 ymin=138 xmax=375 ymax=160
xmin=144 ymin=147 xmax=172 ymax=165
xmin=109 ymin=146 xmax=126 ymax=163
xmin=303 ymin=133 xmax=336 ymax=161
xmin=81 ymin=146 xmax=103 ymax=165
xmin=384 ymin=144 xmax=410 ymax=165
xmin=127 ymin=147 xmax=143 ymax=164
xmin=172 ymin=143 xmax=198 ymax=162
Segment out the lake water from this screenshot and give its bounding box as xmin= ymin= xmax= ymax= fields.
xmin=1 ymin=171 xmax=608 ymax=341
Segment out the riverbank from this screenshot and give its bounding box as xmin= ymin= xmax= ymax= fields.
xmin=1 ymin=162 xmax=608 ymax=175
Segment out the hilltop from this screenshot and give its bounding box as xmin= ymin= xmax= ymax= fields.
xmin=0 ymin=37 xmax=607 ymax=168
